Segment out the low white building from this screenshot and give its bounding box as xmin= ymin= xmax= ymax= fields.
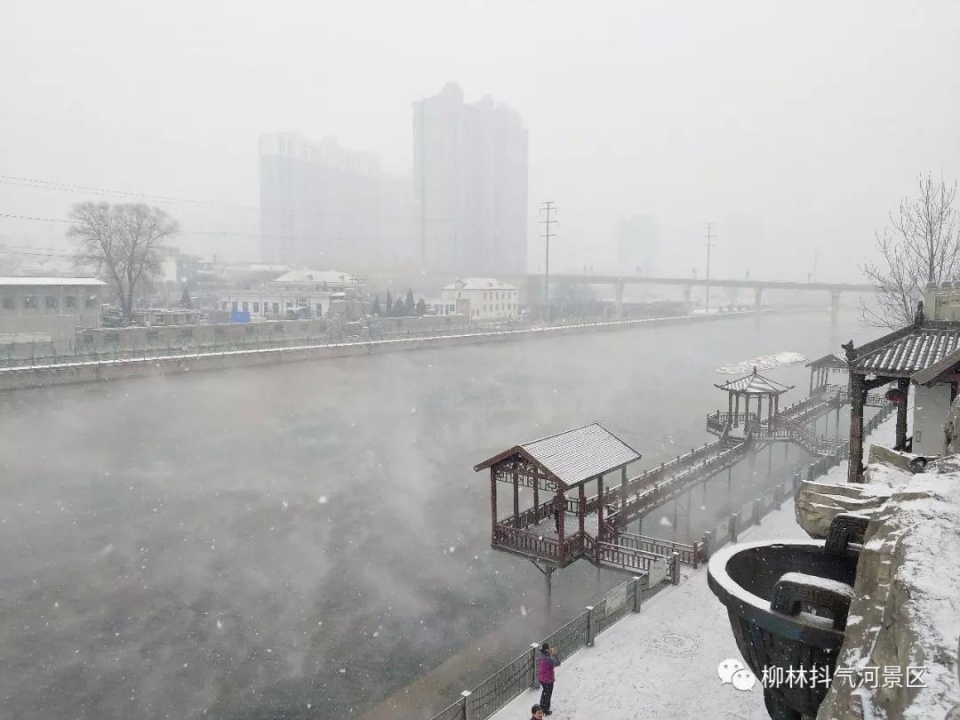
xmin=440 ymin=278 xmax=519 ymax=320
xmin=0 ymin=276 xmax=107 ymax=347
xmin=216 ymin=268 xmax=361 ymax=319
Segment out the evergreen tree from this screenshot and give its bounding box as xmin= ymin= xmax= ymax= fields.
xmin=415 ymin=297 xmax=426 ymax=316
xmin=386 ymin=290 xmax=393 ymax=315
xmin=371 ymin=296 xmax=381 ymax=316
xmin=179 ymin=286 xmax=192 ymax=309
xmin=404 ymin=289 xmax=415 ymax=315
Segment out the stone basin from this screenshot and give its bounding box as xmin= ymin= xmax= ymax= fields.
xmin=707 ymin=516 xmax=865 ymax=720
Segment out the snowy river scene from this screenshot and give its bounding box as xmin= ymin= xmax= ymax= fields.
xmin=0 ymin=312 xmax=875 ymax=718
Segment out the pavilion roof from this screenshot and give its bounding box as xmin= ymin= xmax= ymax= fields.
xmin=850 ymin=321 xmax=960 ymax=378
xmin=714 ymin=367 xmax=794 ymax=396
xmin=474 ymin=423 xmax=641 ymax=491
xmin=805 ymin=353 xmax=848 ymax=370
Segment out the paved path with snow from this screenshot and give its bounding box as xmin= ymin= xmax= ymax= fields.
xmin=491 ymin=501 xmax=809 ymax=720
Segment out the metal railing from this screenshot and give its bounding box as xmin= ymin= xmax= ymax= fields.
xmin=432 ymin=565 xmax=676 ymax=720
xmin=439 ymin=402 xmax=897 ymax=719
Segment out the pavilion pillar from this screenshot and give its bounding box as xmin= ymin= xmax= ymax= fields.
xmin=579 ymin=484 xmax=586 ymax=538
xmin=773 ymin=395 xmax=779 ymax=421
xmin=512 ymin=462 xmax=520 ymax=528
xmin=490 ymin=468 xmax=498 ymax=542
xmin=848 ymin=372 xmax=866 ymax=483
xmin=734 ymin=394 xmax=741 ymax=426
xmin=757 ymin=397 xmax=763 ymax=428
xmin=809 ymin=368 xmax=815 ymax=394
xmin=743 ymin=396 xmax=749 ymax=431
xmin=895 ymin=378 xmax=910 ymax=450
xmin=557 ymin=487 xmax=567 ymax=563
xmin=597 ymin=475 xmax=605 ymax=531
xmin=532 ymin=464 xmax=539 ymax=515
xmin=728 ymin=391 xmax=733 ymax=420
xmin=620 ymin=466 xmax=628 ymax=522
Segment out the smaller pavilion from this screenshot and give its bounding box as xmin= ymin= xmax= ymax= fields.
xmin=474 ymin=423 xmax=642 ymax=570
xmin=806 ymin=353 xmax=849 ymax=394
xmin=710 ymin=367 xmax=794 ymax=435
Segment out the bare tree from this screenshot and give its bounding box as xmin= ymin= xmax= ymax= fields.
xmin=68 ymin=202 xmax=178 ymax=321
xmin=861 ymin=173 xmax=960 ymax=327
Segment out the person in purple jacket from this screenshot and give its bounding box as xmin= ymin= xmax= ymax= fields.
xmin=537 ymin=642 xmax=560 ymax=715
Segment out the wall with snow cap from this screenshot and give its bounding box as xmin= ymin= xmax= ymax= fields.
xmin=816 ymin=465 xmax=960 ymax=720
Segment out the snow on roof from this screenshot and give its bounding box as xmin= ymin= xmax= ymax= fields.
xmin=714 ymin=367 xmax=794 ymax=395
xmin=0 ymin=276 xmax=107 ymax=287
xmin=271 ymin=269 xmax=357 ymax=285
xmin=442 ymin=278 xmax=518 ymax=291
xmin=474 ymin=423 xmax=641 ymax=490
xmin=852 ymin=322 xmax=960 ymax=377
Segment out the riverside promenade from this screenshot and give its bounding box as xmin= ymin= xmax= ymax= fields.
xmin=491 ymin=500 xmax=808 ymax=720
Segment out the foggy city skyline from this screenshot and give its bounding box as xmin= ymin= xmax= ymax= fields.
xmin=2 ymin=1 xmax=959 ymax=281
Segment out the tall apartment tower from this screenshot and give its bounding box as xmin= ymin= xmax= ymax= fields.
xmin=259 ymin=132 xmax=415 ymax=269
xmin=413 ymin=83 xmax=528 ymax=276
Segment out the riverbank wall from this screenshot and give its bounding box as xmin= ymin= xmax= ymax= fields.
xmin=0 ymin=311 xmax=767 ymax=393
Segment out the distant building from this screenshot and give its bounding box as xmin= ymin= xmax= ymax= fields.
xmin=414 ymin=83 xmax=528 ymax=276
xmin=259 ymin=132 xmax=415 ymax=270
xmin=440 ymin=278 xmax=519 ymax=320
xmin=215 ymin=268 xmax=361 ymax=320
xmin=617 ymin=216 xmax=658 ymax=275
xmin=0 ymin=276 xmax=107 ymax=348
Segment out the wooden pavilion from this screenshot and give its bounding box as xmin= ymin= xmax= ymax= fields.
xmin=712 ymin=367 xmax=794 ymax=434
xmin=806 ymin=353 xmax=848 ymax=394
xmin=843 ymin=304 xmax=960 ymax=482
xmin=474 ymin=423 xmax=641 ymax=570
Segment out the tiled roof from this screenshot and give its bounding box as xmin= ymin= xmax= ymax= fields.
xmin=852 ymin=324 xmax=960 ymax=376
xmin=0 ymin=277 xmax=107 ymax=287
xmin=805 ymin=353 xmax=848 ymax=370
xmin=714 ymin=368 xmax=793 ymax=395
xmin=475 ymin=423 xmax=641 ymax=489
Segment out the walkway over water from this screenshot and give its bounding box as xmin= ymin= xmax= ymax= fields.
xmin=477 ymin=371 xmax=894 ymax=578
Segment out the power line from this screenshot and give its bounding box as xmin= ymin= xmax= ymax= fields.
xmin=1 ymin=174 xmax=540 ymax=222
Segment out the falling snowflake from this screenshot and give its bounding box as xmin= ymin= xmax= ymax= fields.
xmin=317 ymin=496 xmax=328 ymax=504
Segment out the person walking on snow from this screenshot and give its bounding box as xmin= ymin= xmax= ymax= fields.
xmin=537 ymin=642 xmax=560 ymax=715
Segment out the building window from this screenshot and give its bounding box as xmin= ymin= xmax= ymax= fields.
xmin=253 ymin=302 xmax=260 ymax=313
xmin=23 ymin=295 xmax=37 ymax=309
xmin=273 ymin=302 xmax=280 ymax=314
xmin=242 ymin=301 xmax=249 ymax=312
xmin=1 ymin=296 xmax=13 ymax=310
xmin=232 ymin=301 xmax=238 ymax=312
xmin=44 ymin=296 xmax=58 ymax=310
xmin=64 ymin=295 xmax=78 ymax=310
xmin=85 ymin=296 xmax=98 ymax=309
xmin=315 ymin=304 xmax=322 ymax=316
xmin=285 ymin=302 xmax=293 ymax=309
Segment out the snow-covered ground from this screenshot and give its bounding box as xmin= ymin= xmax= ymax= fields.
xmin=716 ymin=351 xmax=807 ymax=375
xmin=490 ymin=501 xmax=809 ymax=720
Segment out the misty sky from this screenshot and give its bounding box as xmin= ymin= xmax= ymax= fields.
xmin=2 ymin=0 xmax=959 ymax=280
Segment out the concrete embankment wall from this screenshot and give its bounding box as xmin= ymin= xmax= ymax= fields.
xmin=0 ymin=312 xmax=757 ymax=393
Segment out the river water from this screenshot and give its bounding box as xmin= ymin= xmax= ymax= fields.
xmin=0 ymin=311 xmax=876 ymax=719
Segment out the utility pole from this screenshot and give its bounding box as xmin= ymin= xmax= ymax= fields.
xmin=705 ymin=222 xmax=717 ymax=315
xmin=540 ymin=202 xmax=557 ymax=323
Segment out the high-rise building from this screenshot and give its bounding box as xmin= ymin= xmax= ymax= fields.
xmin=259 ymin=132 xmax=415 ymax=269
xmin=413 ymin=83 xmax=528 ymax=276
xmin=616 ymin=216 xmax=658 ymax=275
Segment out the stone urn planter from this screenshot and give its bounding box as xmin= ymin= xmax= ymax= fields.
xmin=708 ymin=514 xmax=867 ymax=720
